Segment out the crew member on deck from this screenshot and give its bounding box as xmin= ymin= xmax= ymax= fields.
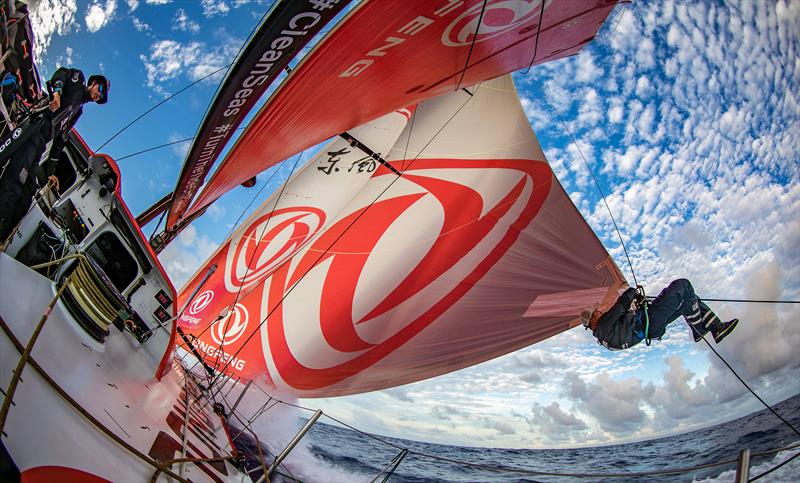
xmin=584 ymin=279 xmax=738 ymax=350
xmin=0 ymin=67 xmax=108 ymax=242
xmin=44 ymin=67 xmax=109 ymax=191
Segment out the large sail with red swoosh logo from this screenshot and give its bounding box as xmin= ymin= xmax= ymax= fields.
xmin=180 ymin=0 xmax=621 ymax=223
xmin=176 ymin=107 xmax=414 ymax=342
xmin=178 ymin=75 xmax=626 ymax=396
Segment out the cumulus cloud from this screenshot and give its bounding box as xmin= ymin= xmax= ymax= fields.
xmin=85 ymin=0 xmax=117 ymax=33
xmin=29 ymin=0 xmax=78 ymax=60
xmin=158 ymin=224 xmax=218 ymax=290
xmin=172 ymin=8 xmax=200 ymax=33
xmin=132 ymin=17 xmax=150 ymax=32
xmin=568 ymin=372 xmax=654 ymax=434
xmin=201 ymin=0 xmax=230 ymax=17
xmin=139 ymin=38 xmax=237 ymax=94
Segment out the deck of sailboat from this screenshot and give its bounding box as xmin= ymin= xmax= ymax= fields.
xmin=0 ymin=253 xmax=245 ymax=481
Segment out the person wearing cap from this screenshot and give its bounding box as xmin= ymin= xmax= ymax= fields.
xmin=583 ymin=279 xmax=738 ymax=351
xmin=44 ymin=67 xmax=109 ymax=191
xmin=0 ymin=67 xmax=108 ymax=241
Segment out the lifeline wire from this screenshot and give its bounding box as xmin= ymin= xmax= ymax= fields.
xmin=749 ymin=451 xmax=800 ymax=481
xmin=537 ymin=85 xmax=639 ymax=287
xmin=253 ymin=393 xmax=800 ymax=479
xmin=209 ymin=86 xmax=479 ymax=379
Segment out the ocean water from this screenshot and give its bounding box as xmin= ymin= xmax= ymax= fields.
xmin=233 ymin=393 xmax=800 ymax=482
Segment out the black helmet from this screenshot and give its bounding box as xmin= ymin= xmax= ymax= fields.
xmin=87 ymin=74 xmax=109 ymax=104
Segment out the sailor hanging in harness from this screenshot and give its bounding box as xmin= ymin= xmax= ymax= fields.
xmin=584 ymin=279 xmax=739 ymax=350
xmin=0 ymin=66 xmax=109 ymax=242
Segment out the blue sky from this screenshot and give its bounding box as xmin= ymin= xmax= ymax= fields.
xmin=30 ymin=0 xmax=799 ymax=449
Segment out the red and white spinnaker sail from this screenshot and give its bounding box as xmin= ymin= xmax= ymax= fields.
xmin=178 ymin=75 xmax=625 ymax=397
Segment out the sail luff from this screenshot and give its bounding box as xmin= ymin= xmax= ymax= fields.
xmin=184 ymin=0 xmax=621 ymax=221
xmin=166 ymin=0 xmax=352 ymax=229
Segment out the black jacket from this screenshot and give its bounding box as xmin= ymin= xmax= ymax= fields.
xmin=592 ymin=288 xmax=643 ymax=350
xmin=45 ymin=67 xmax=89 ymax=177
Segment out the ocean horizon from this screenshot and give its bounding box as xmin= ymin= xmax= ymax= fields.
xmin=234 ymin=392 xmax=800 ymax=482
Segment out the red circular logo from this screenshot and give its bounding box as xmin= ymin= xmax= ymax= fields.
xmin=224 ymin=207 xmax=326 ymax=291
xmin=188 ymin=290 xmax=214 ymax=315
xmin=210 ymin=304 xmax=249 ymax=346
xmin=442 ymin=0 xmax=546 ymax=47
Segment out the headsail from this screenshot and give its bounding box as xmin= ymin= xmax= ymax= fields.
xmin=179 ymin=0 xmax=620 ymax=223
xmin=179 ymin=75 xmax=626 ymax=397
xmin=177 ymin=107 xmax=414 ymax=340
xmin=166 ymin=0 xmax=351 ymax=229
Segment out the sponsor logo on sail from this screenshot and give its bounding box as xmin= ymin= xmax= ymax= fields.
xmin=225 ymin=207 xmax=325 ymax=291
xmin=266 ymin=158 xmax=553 ymax=391
xmin=210 ymin=304 xmax=249 ymax=346
xmin=442 ymin=0 xmax=546 ymax=47
xmin=188 ymin=290 xmax=215 ymax=315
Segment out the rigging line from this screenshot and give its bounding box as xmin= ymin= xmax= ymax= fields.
xmin=455 ymin=0 xmax=488 ymax=91
xmin=208 ymin=150 xmax=305 ymax=379
xmin=185 ymin=154 xmax=298 ymax=355
xmin=749 ymin=451 xmax=800 ymax=482
xmin=605 ymin=2 xmax=627 ymax=40
xmin=700 ymin=335 xmax=800 ymax=438
xmin=537 ymin=84 xmax=639 ymax=287
xmin=210 ymin=87 xmax=479 ymax=380
xmin=400 ymin=102 xmax=417 ymax=172
xmin=101 ymin=1 xmax=274 ymax=154
xmin=522 ymin=0 xmax=547 ymax=74
xmin=116 ymin=136 xmax=192 ymax=161
xmin=116 ymin=127 xmax=246 ymax=161
xmin=674 ymin=297 xmax=799 ymax=304
xmin=96 ymin=63 xmax=232 ymax=151
xmin=148 ymin=202 xmax=168 ymax=241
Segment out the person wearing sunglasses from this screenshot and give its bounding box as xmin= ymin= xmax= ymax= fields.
xmin=44 ymin=67 xmax=109 ymax=192
xmin=0 ymin=67 xmax=108 ymax=241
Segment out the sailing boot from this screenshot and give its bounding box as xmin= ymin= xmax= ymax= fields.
xmin=684 ymin=301 xmax=720 ymax=342
xmin=711 ymin=318 xmax=738 ymax=343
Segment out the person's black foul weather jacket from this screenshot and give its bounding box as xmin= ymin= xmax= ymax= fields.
xmin=592 ymin=288 xmax=643 ymax=350
xmin=45 ymin=67 xmax=89 ymax=178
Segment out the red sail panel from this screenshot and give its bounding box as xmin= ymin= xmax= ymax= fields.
xmin=166 ymin=0 xmax=352 ymax=229
xmin=184 ymin=0 xmax=620 ymax=220
xmin=180 ymin=75 xmax=626 ymax=396
xmin=176 ymin=107 xmax=413 ymax=377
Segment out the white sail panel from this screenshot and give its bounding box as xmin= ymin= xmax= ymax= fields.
xmin=182 ymin=75 xmax=625 ymax=396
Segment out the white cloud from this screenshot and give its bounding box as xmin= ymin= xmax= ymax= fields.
xmin=126 ymin=0 xmax=139 ymax=10
xmin=131 ymin=17 xmax=150 ymax=32
xmin=85 ymin=0 xmax=117 ymax=33
xmin=201 ymin=0 xmax=230 ymax=17
xmin=139 ymin=38 xmax=237 ymax=94
xmin=157 ymin=224 xmax=218 ymax=290
xmin=172 ymin=9 xmax=200 ymax=33
xmin=29 ymin=0 xmax=78 ymax=61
